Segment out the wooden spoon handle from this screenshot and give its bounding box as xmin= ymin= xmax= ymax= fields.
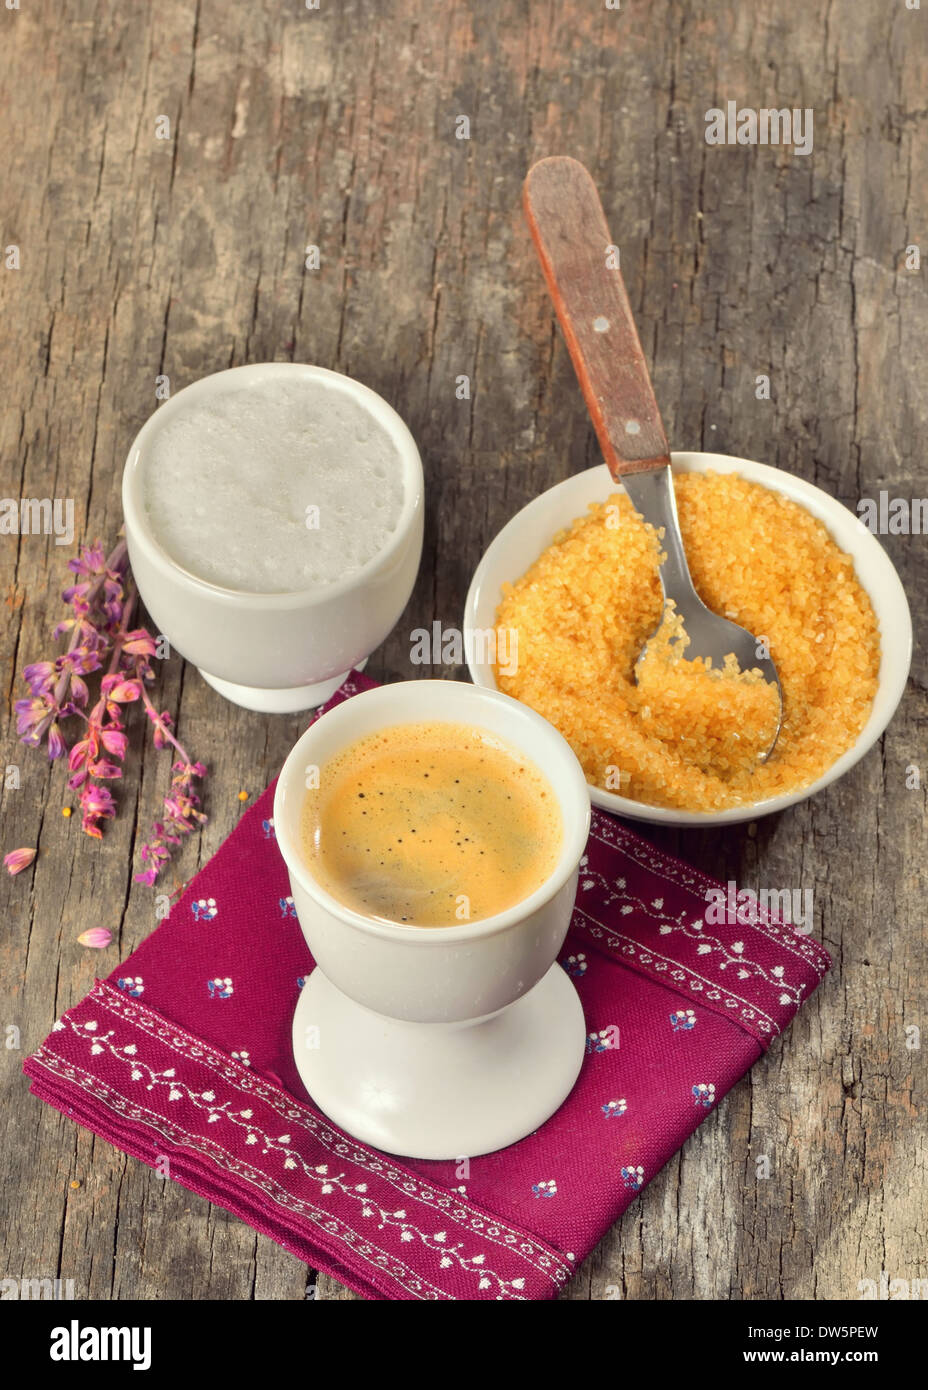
xmin=523 ymin=156 xmax=670 ymax=477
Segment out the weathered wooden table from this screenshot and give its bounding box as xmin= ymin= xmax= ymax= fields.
xmin=2 ymin=0 xmax=925 ymax=1301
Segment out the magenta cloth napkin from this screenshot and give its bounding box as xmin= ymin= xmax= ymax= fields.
xmin=24 ymin=672 xmax=831 ymax=1301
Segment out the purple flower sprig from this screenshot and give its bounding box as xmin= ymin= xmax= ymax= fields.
xmin=15 ymin=539 xmax=207 ymax=883
xmin=15 ymin=541 xmax=127 ymax=758
xmin=133 ymin=695 xmax=207 ymax=887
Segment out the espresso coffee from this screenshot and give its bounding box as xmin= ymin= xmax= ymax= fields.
xmin=300 ymin=721 xmax=562 ymax=927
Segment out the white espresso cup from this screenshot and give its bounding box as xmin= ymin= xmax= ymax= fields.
xmin=274 ymin=679 xmax=591 ymax=1159
xmin=122 ymin=363 xmax=424 ymax=713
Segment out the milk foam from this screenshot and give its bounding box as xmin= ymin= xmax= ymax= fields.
xmin=142 ymin=377 xmax=406 ymax=592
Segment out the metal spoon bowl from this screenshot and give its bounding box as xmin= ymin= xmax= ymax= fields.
xmin=622 ymin=466 xmax=782 ymax=760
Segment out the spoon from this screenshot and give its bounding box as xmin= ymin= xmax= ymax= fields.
xmin=523 ymin=155 xmax=782 ymax=761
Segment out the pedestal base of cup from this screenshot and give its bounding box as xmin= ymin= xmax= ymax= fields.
xmin=291 ymin=962 xmax=586 ymax=1160
xmin=197 ymin=659 xmax=368 ymax=714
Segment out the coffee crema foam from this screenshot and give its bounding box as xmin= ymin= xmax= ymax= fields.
xmin=143 ymin=376 xmax=405 ymax=593
xmin=300 ymin=721 xmax=563 ymax=927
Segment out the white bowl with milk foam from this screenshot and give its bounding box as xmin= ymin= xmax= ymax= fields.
xmin=122 ymin=363 xmax=424 ymax=712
